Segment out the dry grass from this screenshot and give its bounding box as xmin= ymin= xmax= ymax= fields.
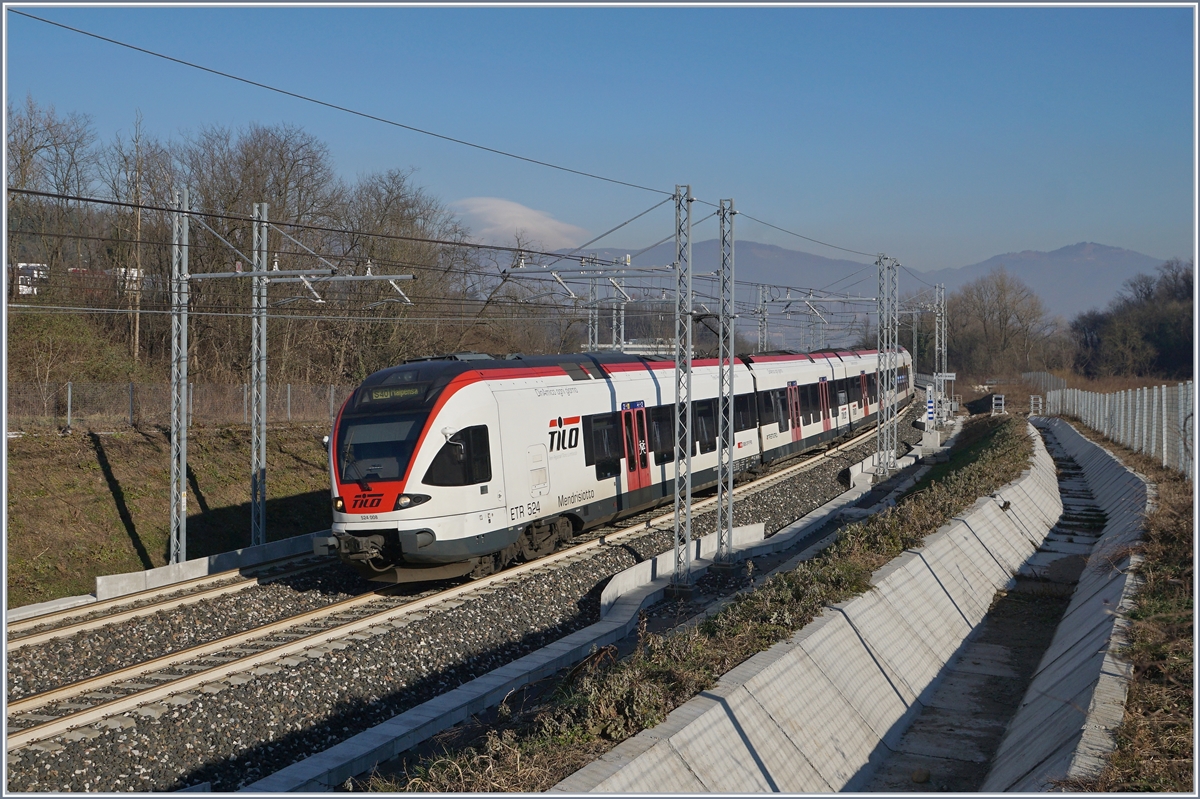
xmin=1052 ymin=420 xmax=1193 ymax=792
xmin=5 ymin=424 xmax=333 ymax=608
xmin=1029 ymin=370 xmax=1188 ymax=394
xmin=359 ymin=415 xmax=1034 ymax=792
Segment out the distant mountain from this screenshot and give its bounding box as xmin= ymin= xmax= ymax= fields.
xmin=918 ymin=243 xmax=1167 ymax=320
xmin=569 ymin=240 xmax=1166 ymax=321
xmin=576 ymin=240 xmax=879 ymax=297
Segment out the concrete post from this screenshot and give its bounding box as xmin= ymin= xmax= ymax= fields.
xmin=1150 ymin=386 xmax=1158 ymax=458
xmin=1162 ymin=384 xmax=1169 ymax=468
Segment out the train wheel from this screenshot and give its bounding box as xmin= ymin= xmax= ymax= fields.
xmin=553 ymin=516 xmax=574 ymax=546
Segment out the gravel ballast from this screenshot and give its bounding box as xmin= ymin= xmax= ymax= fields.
xmin=5 ymin=412 xmax=923 ymax=792
xmin=6 ymin=566 xmax=377 ymax=702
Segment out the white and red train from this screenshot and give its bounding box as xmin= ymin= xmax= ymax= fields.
xmin=319 ymin=348 xmax=913 ymax=582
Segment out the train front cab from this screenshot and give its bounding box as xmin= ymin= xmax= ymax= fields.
xmin=328 ymin=371 xmax=515 ymax=575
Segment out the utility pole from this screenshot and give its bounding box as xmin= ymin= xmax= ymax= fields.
xmin=875 ymin=254 xmax=899 ymax=476
xmin=934 ymin=283 xmax=948 ymax=427
xmin=715 ymin=199 xmax=736 ymax=564
xmin=611 ymin=274 xmax=628 ymax=352
xmin=250 ymin=203 xmax=269 ymax=548
xmin=756 ymin=284 xmax=768 ymax=352
xmin=912 ymin=310 xmax=919 ymax=371
xmin=586 ymin=273 xmax=598 ymax=352
xmin=169 ymin=188 xmax=190 ymax=564
xmin=132 ymin=114 xmax=143 ymax=364
xmin=670 ymin=185 xmax=694 ymax=596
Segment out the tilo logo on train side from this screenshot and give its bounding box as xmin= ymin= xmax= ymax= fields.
xmin=548 ymin=416 xmax=581 ymax=451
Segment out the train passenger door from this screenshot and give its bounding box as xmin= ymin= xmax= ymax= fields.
xmin=786 ymin=383 xmax=803 ymax=442
xmin=859 ymin=372 xmax=870 ymax=415
xmin=818 ymin=378 xmax=832 ymax=432
xmin=621 ymin=403 xmax=651 ymax=492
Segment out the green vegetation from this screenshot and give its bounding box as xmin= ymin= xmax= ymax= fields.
xmin=361 ymin=415 xmax=1033 ymax=792
xmin=5 ymin=424 xmax=332 ymax=608
xmin=900 ymin=415 xmax=1005 ymax=498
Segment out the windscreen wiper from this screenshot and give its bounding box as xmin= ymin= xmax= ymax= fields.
xmin=341 ymin=448 xmax=373 ymax=491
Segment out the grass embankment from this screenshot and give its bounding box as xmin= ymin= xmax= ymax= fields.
xmin=1055 ymin=423 xmax=1193 ymax=792
xmin=362 ymin=415 xmax=1034 ymax=792
xmin=6 ymin=424 xmax=333 ymax=608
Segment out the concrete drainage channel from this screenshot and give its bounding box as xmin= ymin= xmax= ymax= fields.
xmin=982 ymin=418 xmax=1150 ymax=791
xmin=549 ymin=420 xmax=1149 ymax=793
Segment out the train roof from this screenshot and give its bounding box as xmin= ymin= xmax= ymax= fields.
xmin=345 ymin=347 xmax=906 ymax=416
xmin=358 ymin=351 xmax=663 ymax=390
xmin=359 ymin=346 xmax=899 ymax=389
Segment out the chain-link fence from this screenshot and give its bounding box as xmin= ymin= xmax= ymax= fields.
xmin=1024 ymin=372 xmax=1194 ymax=479
xmin=7 ymin=382 xmax=357 ymax=430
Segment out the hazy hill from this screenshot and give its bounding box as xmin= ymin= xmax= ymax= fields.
xmin=918 ymin=242 xmax=1166 ymax=319
xmin=582 ymin=240 xmax=878 ymax=298
xmin=575 ymin=240 xmax=1166 ymax=320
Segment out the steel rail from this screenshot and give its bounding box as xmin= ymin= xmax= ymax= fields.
xmin=6 ymin=554 xmax=330 ymax=644
xmin=4 ymin=585 xmax=418 ymax=750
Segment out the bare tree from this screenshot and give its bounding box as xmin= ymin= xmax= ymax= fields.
xmin=6 ymin=95 xmax=99 ymax=298
xmin=948 ymin=267 xmax=1055 ymax=376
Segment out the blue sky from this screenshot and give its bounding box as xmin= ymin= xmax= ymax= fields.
xmin=4 ymin=4 xmax=1196 ymax=270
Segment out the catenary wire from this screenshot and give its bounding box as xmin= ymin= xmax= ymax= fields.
xmin=8 ymin=9 xmax=672 ymax=197
xmin=8 ymin=12 xmax=895 ymax=268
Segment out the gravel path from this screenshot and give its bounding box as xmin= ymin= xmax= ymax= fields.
xmin=6 ymin=411 xmax=922 ymax=792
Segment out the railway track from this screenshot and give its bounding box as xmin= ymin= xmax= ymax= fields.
xmin=6 ymin=424 xmax=884 ymax=756
xmin=6 ymin=553 xmax=334 ymax=648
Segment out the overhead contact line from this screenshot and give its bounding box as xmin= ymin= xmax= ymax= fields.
xmin=9 ymin=9 xmax=672 ymax=198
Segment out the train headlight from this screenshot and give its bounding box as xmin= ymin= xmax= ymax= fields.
xmin=333 ymin=496 xmax=345 ymax=512
xmin=395 ymin=493 xmax=431 ymax=510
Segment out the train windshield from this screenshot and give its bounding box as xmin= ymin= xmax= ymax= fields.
xmin=336 ymin=411 xmax=428 ymax=486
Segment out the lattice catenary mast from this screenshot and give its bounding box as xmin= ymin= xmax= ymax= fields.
xmin=671 ymin=185 xmax=694 ymax=593
xmin=875 ymin=254 xmax=900 ymax=475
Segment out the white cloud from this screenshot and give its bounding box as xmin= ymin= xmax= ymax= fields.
xmin=451 ymin=197 xmax=588 ymax=251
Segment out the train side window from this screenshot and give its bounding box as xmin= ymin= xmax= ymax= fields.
xmin=585 ymin=413 xmax=621 ymax=480
xmin=804 ymin=384 xmax=819 ymax=425
xmin=649 ymin=405 xmax=675 ymax=465
xmin=835 ymin=378 xmax=849 ymax=407
xmin=773 ymin=388 xmax=789 ymax=432
xmin=757 ymin=391 xmax=773 ymax=427
xmin=734 ymin=393 xmax=756 ymax=432
xmin=423 ymin=425 xmax=491 ymax=486
xmin=694 ymin=399 xmax=717 ymax=454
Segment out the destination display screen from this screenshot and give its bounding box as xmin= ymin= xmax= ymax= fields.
xmin=356 ymin=383 xmax=430 ymax=408
xmin=367 ymin=385 xmax=425 ymax=402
